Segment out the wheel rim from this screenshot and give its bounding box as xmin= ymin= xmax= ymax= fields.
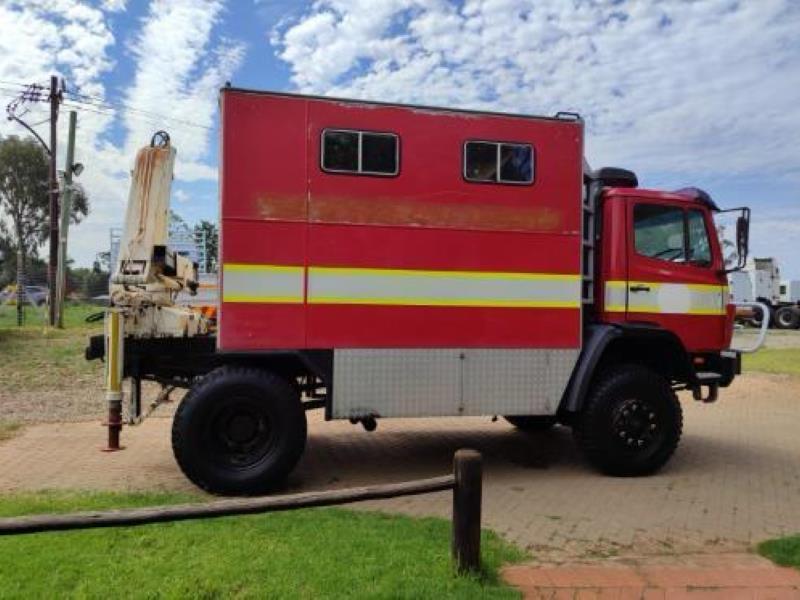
xmin=611 ymin=398 xmax=662 ymax=451
xmin=204 ymin=397 xmax=276 ymax=470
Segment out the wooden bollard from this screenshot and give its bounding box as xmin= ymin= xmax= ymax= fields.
xmin=452 ymin=449 xmax=482 ymax=574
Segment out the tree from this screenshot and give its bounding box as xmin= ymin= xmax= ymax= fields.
xmin=193 ymin=220 xmax=218 ymax=272
xmin=0 ymin=136 xmax=88 ymax=324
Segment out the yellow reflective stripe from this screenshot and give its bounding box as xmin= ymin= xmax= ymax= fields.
xmin=224 ymin=263 xmax=303 ymax=274
xmin=686 ymin=307 xmax=728 ymax=315
xmin=309 ymin=266 xmax=580 ymax=282
xmin=312 ymin=296 xmax=580 ymax=308
xmin=223 ymin=295 xmax=304 ymax=304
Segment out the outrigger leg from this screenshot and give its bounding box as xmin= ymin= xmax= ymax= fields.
xmin=102 ymin=309 xmax=124 ymax=452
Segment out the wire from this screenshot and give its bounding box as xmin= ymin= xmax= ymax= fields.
xmin=64 ymin=89 xmax=215 ymax=131
xmin=0 ymin=78 xmax=47 ymax=88
xmin=62 ymin=101 xmax=215 ymax=134
xmin=2 ymin=80 xmax=214 ymax=131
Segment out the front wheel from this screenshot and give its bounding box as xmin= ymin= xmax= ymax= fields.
xmin=172 ymin=366 xmax=307 ymax=495
xmin=574 ymin=364 xmax=682 ymax=477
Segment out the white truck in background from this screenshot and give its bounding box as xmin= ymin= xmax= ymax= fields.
xmin=729 ymin=257 xmax=800 ymax=329
xmin=781 ymin=280 xmax=800 ymax=305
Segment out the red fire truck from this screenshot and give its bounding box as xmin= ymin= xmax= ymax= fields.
xmin=88 ymin=87 xmax=756 ymax=495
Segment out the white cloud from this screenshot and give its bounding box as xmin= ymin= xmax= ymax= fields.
xmin=102 ymin=0 xmax=128 ymax=11
xmin=123 ymin=0 xmax=244 ymax=174
xmin=0 ymin=0 xmax=120 ymax=269
xmin=273 ymin=0 xmax=800 ymax=180
xmin=0 ymin=0 xmax=243 ymax=268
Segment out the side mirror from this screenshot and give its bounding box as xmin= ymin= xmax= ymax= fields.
xmin=720 ymin=206 xmax=750 ymax=273
xmin=736 ymin=215 xmax=749 ymax=266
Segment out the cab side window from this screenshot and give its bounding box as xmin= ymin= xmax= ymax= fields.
xmin=687 ymin=209 xmax=712 ymax=266
xmin=634 ymin=204 xmax=686 ymax=262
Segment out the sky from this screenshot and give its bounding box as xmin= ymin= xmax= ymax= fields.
xmin=0 ymin=0 xmax=798 ymax=278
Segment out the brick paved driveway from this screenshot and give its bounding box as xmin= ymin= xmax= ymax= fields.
xmin=1 ymin=372 xmax=799 ymax=561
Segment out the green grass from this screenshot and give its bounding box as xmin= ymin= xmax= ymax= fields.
xmin=0 ymin=303 xmax=103 ymax=393
xmin=758 ymin=535 xmax=800 ymax=570
xmin=0 ymin=491 xmax=525 ymax=599
xmin=743 ymin=348 xmax=800 ymax=377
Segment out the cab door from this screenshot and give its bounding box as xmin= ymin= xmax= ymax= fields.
xmin=624 ymin=198 xmax=727 ymax=352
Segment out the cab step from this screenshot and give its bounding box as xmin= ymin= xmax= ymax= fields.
xmin=693 ymin=372 xmax=721 ymax=403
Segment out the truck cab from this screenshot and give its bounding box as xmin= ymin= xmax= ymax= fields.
xmin=600 ymin=187 xmax=732 ymax=352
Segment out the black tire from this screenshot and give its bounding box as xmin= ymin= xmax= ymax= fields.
xmin=504 ymin=415 xmax=557 ymax=432
xmin=574 ymin=364 xmax=682 ymax=477
xmin=775 ymin=306 xmax=800 ymax=330
xmin=172 ymin=366 xmax=307 ymax=495
xmin=748 ymin=305 xmax=766 ymax=328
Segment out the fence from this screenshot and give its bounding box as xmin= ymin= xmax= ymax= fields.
xmin=0 ymin=449 xmax=484 ymax=573
xmin=109 ymin=227 xmax=211 ymax=275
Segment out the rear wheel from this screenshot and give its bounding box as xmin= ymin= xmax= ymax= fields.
xmin=504 ymin=415 xmax=557 ymax=432
xmin=574 ymin=364 xmax=682 ymax=476
xmin=775 ymin=306 xmax=800 ymax=330
xmin=172 ymin=366 xmax=307 ymax=495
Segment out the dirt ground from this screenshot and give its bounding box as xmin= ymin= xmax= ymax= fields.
xmin=2 ymin=371 xmax=799 ymax=563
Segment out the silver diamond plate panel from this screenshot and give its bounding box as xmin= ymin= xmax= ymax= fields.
xmin=462 ymin=349 xmax=579 ymax=415
xmin=332 ymin=348 xmax=579 ymax=419
xmin=333 ymin=349 xmax=461 ymax=418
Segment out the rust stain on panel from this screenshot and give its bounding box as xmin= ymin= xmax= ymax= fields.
xmin=132 ymin=146 xmax=172 ymax=245
xmin=252 ymin=193 xmax=308 ymax=221
xmin=309 ymin=195 xmax=564 ymax=232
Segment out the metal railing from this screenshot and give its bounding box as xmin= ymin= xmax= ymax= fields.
xmin=731 ymin=301 xmax=770 ymax=353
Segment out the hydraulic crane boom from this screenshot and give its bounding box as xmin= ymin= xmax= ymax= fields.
xmin=110 ymin=131 xmax=207 ymax=338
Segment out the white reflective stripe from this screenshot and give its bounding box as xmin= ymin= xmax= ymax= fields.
xmin=308 ymin=266 xmax=581 ymax=308
xmin=605 ymin=280 xmax=727 ymax=315
xmin=604 ymin=281 xmax=627 ymax=313
xmin=222 ymin=264 xmax=304 ymax=303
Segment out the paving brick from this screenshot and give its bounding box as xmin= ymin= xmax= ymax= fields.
xmin=2 ymin=374 xmax=800 ymax=565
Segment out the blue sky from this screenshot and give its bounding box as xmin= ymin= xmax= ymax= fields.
xmin=0 ymin=0 xmax=798 ymax=278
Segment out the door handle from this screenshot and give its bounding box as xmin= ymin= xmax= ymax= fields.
xmin=629 ymin=284 xmax=651 ymax=293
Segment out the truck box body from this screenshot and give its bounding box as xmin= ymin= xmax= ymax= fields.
xmin=219 ymin=89 xmax=584 ymax=416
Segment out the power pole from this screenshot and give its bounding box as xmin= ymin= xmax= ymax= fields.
xmin=56 ymin=110 xmax=77 ymax=328
xmin=47 ymin=75 xmax=61 ymax=326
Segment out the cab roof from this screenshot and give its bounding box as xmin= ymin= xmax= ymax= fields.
xmin=606 ymin=186 xmax=720 ymax=210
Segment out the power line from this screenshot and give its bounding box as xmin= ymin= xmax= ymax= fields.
xmin=62 ymin=101 xmax=215 ymax=134
xmin=2 ymin=80 xmax=215 ymax=131
xmin=0 ymin=78 xmax=48 ymax=90
xmin=63 ymin=92 xmax=214 ymax=131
